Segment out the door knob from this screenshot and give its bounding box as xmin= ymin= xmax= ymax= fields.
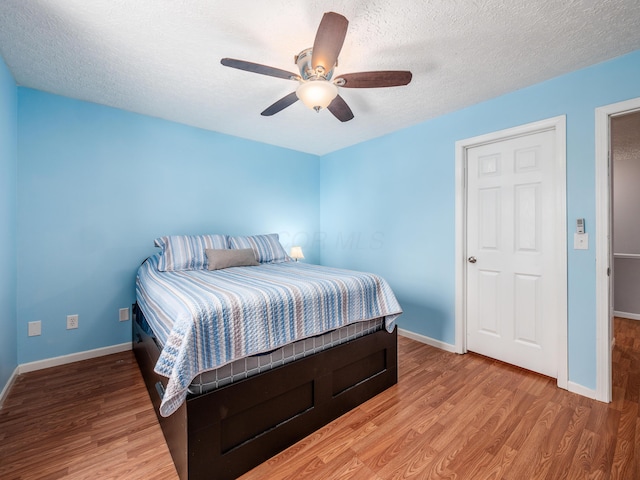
xmin=468 ymin=256 xmax=477 ymax=263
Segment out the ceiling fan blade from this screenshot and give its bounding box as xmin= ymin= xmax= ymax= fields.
xmin=335 ymin=71 xmax=413 ymax=88
xmin=327 ymin=95 xmax=354 ymax=122
xmin=261 ymin=92 xmax=299 ymax=116
xmin=311 ymin=12 xmax=348 ymax=73
xmin=221 ymin=58 xmax=300 ymax=81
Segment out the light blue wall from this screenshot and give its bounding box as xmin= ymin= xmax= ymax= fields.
xmin=0 ymin=55 xmax=18 ymax=391
xmin=320 ymin=49 xmax=640 ymax=391
xmin=17 ymin=89 xmax=319 ymax=364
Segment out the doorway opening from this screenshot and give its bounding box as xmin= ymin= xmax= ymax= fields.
xmin=595 ymin=98 xmax=640 ymax=402
xmin=611 ymin=111 xmax=640 ymax=321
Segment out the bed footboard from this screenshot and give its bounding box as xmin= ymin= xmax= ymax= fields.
xmin=132 ymin=304 xmax=398 ymax=480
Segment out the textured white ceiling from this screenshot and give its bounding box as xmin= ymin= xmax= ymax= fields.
xmin=1 ymin=0 xmax=639 ymax=155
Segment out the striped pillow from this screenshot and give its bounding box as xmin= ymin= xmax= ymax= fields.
xmin=154 ymin=234 xmax=228 ymax=271
xmin=228 ymin=233 xmax=290 ymax=264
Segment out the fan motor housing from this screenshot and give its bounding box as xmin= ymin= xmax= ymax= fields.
xmin=295 ymin=48 xmax=336 ymax=81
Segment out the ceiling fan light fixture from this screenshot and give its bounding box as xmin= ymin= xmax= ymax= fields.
xmin=296 ymin=80 xmax=338 ymax=112
xmin=221 ymin=12 xmax=411 ymax=122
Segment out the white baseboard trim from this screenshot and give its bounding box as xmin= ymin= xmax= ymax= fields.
xmin=398 ymin=328 xmax=457 ymax=353
xmin=568 ymin=381 xmax=597 ymax=400
xmin=614 ymin=311 xmax=640 ymax=321
xmin=0 ymin=366 xmax=19 ymax=410
xmin=18 ymin=342 xmax=132 ymax=374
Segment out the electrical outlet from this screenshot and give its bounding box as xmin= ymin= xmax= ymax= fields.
xmin=28 ymin=320 xmax=41 ymax=336
xmin=67 ymin=314 xmax=79 ymax=330
xmin=119 ymin=307 xmax=130 ymax=322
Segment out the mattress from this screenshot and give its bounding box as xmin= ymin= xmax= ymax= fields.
xmin=137 ymin=311 xmax=384 ymax=395
xmin=187 ymin=317 xmax=384 ymax=395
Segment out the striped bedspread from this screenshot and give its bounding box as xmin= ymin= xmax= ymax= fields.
xmin=136 ymin=255 xmax=402 ymax=417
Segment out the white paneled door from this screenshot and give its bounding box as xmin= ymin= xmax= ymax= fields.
xmin=466 ymin=129 xmax=559 ymax=378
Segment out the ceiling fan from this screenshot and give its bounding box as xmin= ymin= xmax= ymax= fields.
xmin=221 ymin=12 xmax=412 ymax=122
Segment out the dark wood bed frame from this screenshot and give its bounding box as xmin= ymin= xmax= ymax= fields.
xmin=132 ymin=303 xmax=398 ymax=480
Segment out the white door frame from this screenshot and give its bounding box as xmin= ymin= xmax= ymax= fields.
xmin=595 ymin=97 xmax=640 ymax=403
xmin=455 ymin=116 xmax=568 ymax=390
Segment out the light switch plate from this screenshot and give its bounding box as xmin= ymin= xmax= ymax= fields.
xmin=574 ymin=233 xmax=588 ymax=250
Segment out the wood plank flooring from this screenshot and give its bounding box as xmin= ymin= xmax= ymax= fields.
xmin=0 ymin=351 xmax=177 ymax=479
xmin=1 ymin=317 xmax=639 ymax=479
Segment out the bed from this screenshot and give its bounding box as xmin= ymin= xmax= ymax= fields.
xmin=133 ymin=234 xmax=402 ymax=480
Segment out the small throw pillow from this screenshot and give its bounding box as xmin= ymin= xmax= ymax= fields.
xmin=206 ymin=248 xmax=259 ymax=270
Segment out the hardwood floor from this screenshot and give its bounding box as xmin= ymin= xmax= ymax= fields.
xmin=0 ymin=351 xmax=177 ymax=479
xmin=1 ymin=317 xmax=638 ymax=479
